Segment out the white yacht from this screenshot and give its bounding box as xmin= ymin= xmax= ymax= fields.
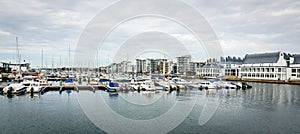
xmin=89 ymin=77 xmax=100 ymax=85
xmin=155 ymin=79 xmax=177 ymax=91
xmin=171 ymin=77 xmax=191 ymax=89
xmin=140 ymin=80 xmax=156 ymax=91
xmin=39 ymin=79 xmax=50 ymax=87
xmin=63 ymin=78 xmax=75 ymax=87
xmin=25 ymin=81 xmax=43 ymax=93
xmin=198 ymin=81 xmax=217 ymax=89
xmin=2 ymin=83 xmax=26 ymax=94
xmin=129 ymin=80 xmax=156 ymax=91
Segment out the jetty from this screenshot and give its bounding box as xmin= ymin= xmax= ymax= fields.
xmin=0 ymin=85 xmax=106 ymax=92
xmin=225 ymin=76 xmax=300 ymax=85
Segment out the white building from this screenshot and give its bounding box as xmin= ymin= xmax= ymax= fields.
xmin=1 ymin=62 xmax=30 ymax=73
xmin=240 ymin=52 xmax=288 ymax=80
xmin=119 ymin=61 xmax=132 ymax=73
xmin=197 ymin=58 xmax=220 ymax=78
xmin=287 ymin=54 xmax=300 ymax=81
xmin=222 ymin=56 xmax=243 ymax=77
xmin=197 ymin=64 xmax=220 ymax=78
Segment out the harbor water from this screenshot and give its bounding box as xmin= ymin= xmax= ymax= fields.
xmin=1 ymin=82 xmax=300 ymax=134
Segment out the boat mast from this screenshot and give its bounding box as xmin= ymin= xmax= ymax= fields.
xmin=69 ymin=44 xmax=71 ymax=76
xmin=96 ymin=50 xmax=98 ymax=76
xmin=52 ymin=56 xmax=54 ymax=73
xmin=16 ymin=37 xmax=21 ymax=73
xmin=42 ymin=48 xmax=44 ymax=69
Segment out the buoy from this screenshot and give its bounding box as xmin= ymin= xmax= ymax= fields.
xmin=137 ymin=86 xmax=140 ymax=93
xmin=225 ymin=86 xmax=229 ymax=90
xmin=205 ymin=86 xmax=208 ymax=90
xmin=198 ymin=86 xmax=202 ymax=91
xmin=7 ymin=87 xmax=12 ymax=96
xmin=40 ymin=88 xmax=45 ymax=95
xmin=30 ymin=88 xmax=34 ymax=96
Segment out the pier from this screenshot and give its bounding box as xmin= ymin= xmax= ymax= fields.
xmin=225 ymin=76 xmax=300 ymax=85
xmin=0 ymin=85 xmax=107 ymax=92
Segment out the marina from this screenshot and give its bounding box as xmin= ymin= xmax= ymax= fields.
xmin=1 ymin=0 xmax=300 ymax=133
xmin=0 ymin=81 xmax=299 ymax=133
xmin=0 ymin=38 xmax=300 ymax=134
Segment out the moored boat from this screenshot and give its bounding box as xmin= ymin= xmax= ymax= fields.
xmin=106 ymin=82 xmax=120 ymax=92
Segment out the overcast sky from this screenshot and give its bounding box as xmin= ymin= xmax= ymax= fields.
xmin=0 ymin=0 xmax=299 ymax=67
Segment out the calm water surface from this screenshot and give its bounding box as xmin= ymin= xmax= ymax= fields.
xmin=1 ymin=82 xmax=300 ymax=134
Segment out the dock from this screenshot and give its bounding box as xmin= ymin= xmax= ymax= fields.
xmin=225 ymin=76 xmax=300 ymax=85
xmin=0 ymin=85 xmax=107 ymax=91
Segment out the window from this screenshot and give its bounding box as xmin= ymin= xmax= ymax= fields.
xmin=292 ymin=69 xmax=296 ymax=73
xmin=292 ymin=74 xmax=296 ymax=76
xmin=278 ymin=68 xmax=281 ymax=72
xmin=266 ymin=68 xmax=270 ymax=72
xmin=258 ymin=68 xmax=261 ymax=72
xmin=271 ymin=68 xmax=275 ymax=72
xmin=297 ymin=74 xmax=300 ymax=78
xmin=297 ymin=69 xmax=300 ymax=73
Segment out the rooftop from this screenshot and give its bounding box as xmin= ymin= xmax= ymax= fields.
xmin=293 ymin=54 xmax=300 ymax=64
xmin=243 ymin=52 xmax=281 ymax=64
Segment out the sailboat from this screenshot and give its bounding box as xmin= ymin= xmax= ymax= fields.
xmin=15 ymin=37 xmax=23 ymax=82
xmin=62 ymin=44 xmax=75 ymax=87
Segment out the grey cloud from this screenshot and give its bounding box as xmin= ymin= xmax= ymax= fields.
xmin=0 ymin=0 xmax=299 ymax=66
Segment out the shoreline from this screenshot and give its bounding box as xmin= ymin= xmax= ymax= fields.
xmin=177 ymin=75 xmax=300 ymax=85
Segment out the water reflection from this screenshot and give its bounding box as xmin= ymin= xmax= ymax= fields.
xmin=0 ymin=82 xmax=300 ymax=133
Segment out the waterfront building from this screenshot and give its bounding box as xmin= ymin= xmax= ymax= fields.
xmin=287 ymin=54 xmax=300 ymax=81
xmin=240 ymin=52 xmax=288 ymax=80
xmin=189 ymin=62 xmax=204 ymax=76
xmin=118 ymin=61 xmax=132 ymax=73
xmin=158 ymin=59 xmax=171 ymax=75
xmin=177 ymin=55 xmax=191 ymax=75
xmin=149 ymin=59 xmax=160 ymax=74
xmin=136 ymin=59 xmax=149 ymax=74
xmin=223 ymin=56 xmax=243 ymax=77
xmin=171 ymin=63 xmax=178 ymax=74
xmin=196 ymin=58 xmax=220 ymax=78
xmin=0 ymin=61 xmax=30 ymax=73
